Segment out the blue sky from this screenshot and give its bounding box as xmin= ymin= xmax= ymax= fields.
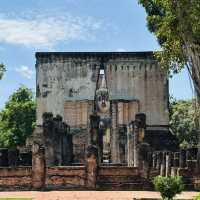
xmin=0 ymin=0 xmax=193 ymax=109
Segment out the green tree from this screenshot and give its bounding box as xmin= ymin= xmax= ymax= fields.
xmin=138 ymin=0 xmax=200 ymax=152
xmin=0 ymin=86 xmax=36 ymax=148
xmin=169 ymin=97 xmax=198 ymax=148
xmin=138 ymin=0 xmax=200 ymax=88
xmin=0 ymin=63 xmax=5 ymax=80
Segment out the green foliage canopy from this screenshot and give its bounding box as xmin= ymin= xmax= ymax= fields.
xmin=0 ymin=86 xmax=36 ymax=148
xmin=169 ymin=98 xmax=198 ymax=148
xmin=0 ymin=63 xmax=5 ymax=80
xmin=139 ymin=0 xmax=200 ymax=95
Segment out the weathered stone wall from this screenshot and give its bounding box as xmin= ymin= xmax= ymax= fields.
xmin=36 ymin=52 xmax=169 ymax=126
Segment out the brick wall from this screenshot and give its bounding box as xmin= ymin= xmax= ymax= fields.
xmin=0 ymin=167 xmax=32 ymax=190
xmin=46 ymin=166 xmax=86 ymax=189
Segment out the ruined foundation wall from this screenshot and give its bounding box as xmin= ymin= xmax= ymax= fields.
xmin=0 ymin=167 xmax=32 ymax=190
xmin=46 ymin=166 xmax=86 ymax=189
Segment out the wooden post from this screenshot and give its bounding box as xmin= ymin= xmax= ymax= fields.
xmin=32 ymin=143 xmax=46 ymax=190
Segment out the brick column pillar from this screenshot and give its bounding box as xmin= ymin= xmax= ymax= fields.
xmin=32 ymin=143 xmax=46 ymax=190
xmin=160 ymin=152 xmax=166 ymax=176
xmin=86 ymin=145 xmax=98 ymax=189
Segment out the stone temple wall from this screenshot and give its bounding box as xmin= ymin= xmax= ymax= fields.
xmin=36 ymin=52 xmax=169 ymax=127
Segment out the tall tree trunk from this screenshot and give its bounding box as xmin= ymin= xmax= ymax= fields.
xmin=185 ymin=43 xmax=200 ymax=167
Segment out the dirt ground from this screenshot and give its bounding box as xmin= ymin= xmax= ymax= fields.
xmin=0 ymin=191 xmax=198 ymax=200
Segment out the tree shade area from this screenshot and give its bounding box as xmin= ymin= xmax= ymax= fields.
xmin=169 ymin=97 xmax=198 ymax=148
xmin=0 ymin=86 xmax=36 ymax=148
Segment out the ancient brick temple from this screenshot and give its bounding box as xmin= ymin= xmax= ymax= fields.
xmin=35 ymin=52 xmax=172 ymax=165
xmin=0 ymin=52 xmax=200 ymax=191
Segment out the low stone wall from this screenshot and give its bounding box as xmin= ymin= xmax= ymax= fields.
xmin=97 ymin=166 xmax=152 ymax=190
xmin=46 ymin=166 xmax=86 ymax=189
xmin=0 ymin=167 xmax=32 ymax=190
xmin=0 ymin=165 xmax=86 ymax=190
xmin=98 ymin=166 xmax=139 ymax=176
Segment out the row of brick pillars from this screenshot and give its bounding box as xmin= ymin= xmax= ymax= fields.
xmin=31 ymin=142 xmax=98 ymax=190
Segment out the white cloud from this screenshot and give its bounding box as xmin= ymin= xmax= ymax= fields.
xmin=15 ymin=66 xmax=34 ymax=79
xmin=115 ymin=48 xmax=127 ymax=52
xmin=0 ymin=14 xmax=102 ymax=48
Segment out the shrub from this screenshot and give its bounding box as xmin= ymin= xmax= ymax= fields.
xmin=153 ymin=176 xmax=184 ymax=200
xmin=194 ymin=193 xmax=200 ymax=200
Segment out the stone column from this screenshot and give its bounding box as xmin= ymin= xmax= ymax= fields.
xmin=156 ymin=152 xmax=162 ymax=170
xmin=160 ymin=152 xmax=166 ymax=176
xmin=89 ymin=114 xmax=100 ymax=162
xmin=165 ymin=152 xmax=172 ymax=177
xmin=179 ymin=149 xmax=186 ymax=168
xmin=86 ymin=145 xmax=98 ymax=189
xmin=134 ymin=113 xmax=146 ymax=167
xmin=32 ymin=143 xmax=46 ymax=190
xmin=133 ymin=122 xmax=139 ymax=167
xmin=174 ymin=152 xmax=180 ymax=167
xmin=152 ymin=152 xmax=157 ymax=169
xmin=127 ymin=124 xmax=134 ymax=167
xmin=111 ymin=102 xmax=120 ymax=163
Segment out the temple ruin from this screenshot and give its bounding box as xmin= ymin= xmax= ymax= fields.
xmin=0 ymin=52 xmax=199 ymax=191
xmin=35 ymin=52 xmax=172 ymax=164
